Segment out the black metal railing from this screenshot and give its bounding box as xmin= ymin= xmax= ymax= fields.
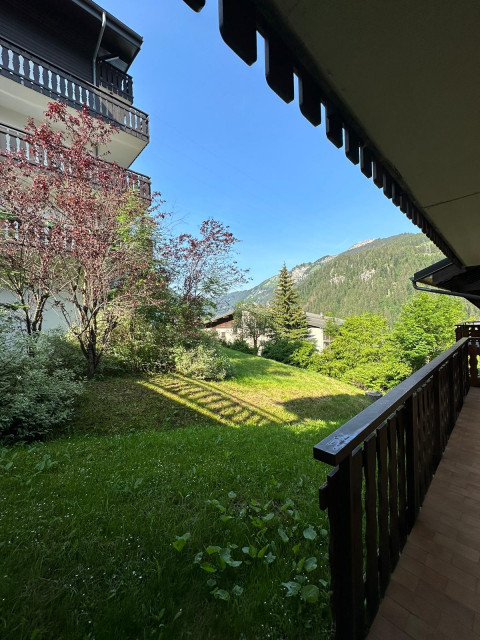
xmin=0 ymin=123 xmax=151 ymax=200
xmin=0 ymin=36 xmax=148 ymax=141
xmin=314 ymin=338 xmax=470 ymax=639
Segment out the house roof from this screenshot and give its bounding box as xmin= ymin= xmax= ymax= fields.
xmin=204 ymin=311 xmax=234 ymax=328
xmin=205 ymin=310 xmax=343 ymax=329
xmin=180 ymin=0 xmax=480 ymax=277
xmin=305 ymin=312 xmax=343 ymax=329
xmin=70 ymin=0 xmax=143 ymax=71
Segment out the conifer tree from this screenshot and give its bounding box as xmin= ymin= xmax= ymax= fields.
xmin=270 ymin=264 xmax=309 ymax=340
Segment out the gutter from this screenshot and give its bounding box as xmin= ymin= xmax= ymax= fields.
xmin=92 ymin=10 xmax=106 ymax=86
xmin=410 ymin=278 xmax=480 ymax=303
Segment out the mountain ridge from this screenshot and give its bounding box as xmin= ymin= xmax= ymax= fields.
xmin=216 ymin=233 xmax=471 ymax=323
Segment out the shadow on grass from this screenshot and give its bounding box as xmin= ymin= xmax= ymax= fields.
xmin=68 ymin=371 xmax=368 ymax=438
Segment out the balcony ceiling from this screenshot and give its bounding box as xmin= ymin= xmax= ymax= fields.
xmin=257 ymin=0 xmax=480 ymax=266
xmin=183 ymin=0 xmax=480 ymax=269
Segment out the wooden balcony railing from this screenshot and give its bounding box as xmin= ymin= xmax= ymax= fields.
xmin=0 ymin=36 xmax=148 ymax=141
xmin=0 ymin=123 xmax=151 ymax=200
xmin=96 ymin=60 xmax=133 ymax=103
xmin=456 ymin=323 xmax=480 ymax=386
xmin=314 ymin=337 xmax=470 ymax=640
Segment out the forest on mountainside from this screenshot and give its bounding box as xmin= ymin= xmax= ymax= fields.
xmin=217 ymin=234 xmax=478 ymax=324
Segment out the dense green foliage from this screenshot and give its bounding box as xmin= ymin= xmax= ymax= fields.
xmin=316 ymin=294 xmax=467 ymax=391
xmin=174 ymin=335 xmax=232 ymax=380
xmin=0 ymin=350 xmax=369 ymax=640
xmin=295 ymin=235 xmax=445 ymax=323
xmin=270 ymin=265 xmax=309 ymax=340
xmin=289 ymin=341 xmax=322 ymax=370
xmin=105 ymin=313 xmax=176 ymax=373
xmin=392 ymin=293 xmax=466 ymax=370
xmin=260 ymin=292 xmax=468 ymax=392
xmin=261 ymin=338 xmax=303 ymax=364
xmin=0 ymin=318 xmax=84 ymax=443
xmin=262 ymin=339 xmax=323 ymax=371
xmin=217 ymin=234 xmax=478 ymax=324
xmin=228 ymin=338 xmax=257 ymax=355
xmin=317 ymin=314 xmax=411 ymax=392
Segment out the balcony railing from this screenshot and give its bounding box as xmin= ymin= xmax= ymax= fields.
xmin=96 ymin=60 xmax=133 ymax=102
xmin=0 ymin=123 xmax=151 ymax=200
xmin=314 ymin=337 xmax=470 ymax=640
xmin=0 ymin=36 xmax=148 ymax=141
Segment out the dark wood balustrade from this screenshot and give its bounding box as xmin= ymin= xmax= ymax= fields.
xmin=96 ymin=60 xmax=133 ymax=102
xmin=456 ymin=323 xmax=480 ymax=387
xmin=0 ymin=123 xmax=151 ymax=200
xmin=0 ymin=36 xmax=148 ymax=141
xmin=314 ymin=338 xmax=470 ymax=640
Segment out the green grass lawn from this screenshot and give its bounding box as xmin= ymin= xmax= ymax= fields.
xmin=0 ymin=350 xmax=369 ymax=640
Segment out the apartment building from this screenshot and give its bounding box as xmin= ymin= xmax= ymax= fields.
xmin=0 ymin=0 xmax=151 ymax=328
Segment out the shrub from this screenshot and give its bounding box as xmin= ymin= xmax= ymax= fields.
xmin=105 ymin=316 xmax=175 ymax=374
xmin=43 ymin=329 xmax=87 ymax=378
xmin=288 ymin=340 xmax=318 ymax=368
xmin=261 ymin=339 xmax=302 ymax=364
xmin=174 ymin=336 xmax=232 ymax=381
xmin=229 ymin=339 xmax=257 ymax=355
xmin=343 ymin=359 xmax=412 ymax=393
xmin=0 ymin=318 xmax=84 ymax=443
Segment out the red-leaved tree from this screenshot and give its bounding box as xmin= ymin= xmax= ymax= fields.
xmin=161 ymin=218 xmax=248 ymax=338
xmin=0 ymin=102 xmax=164 ymax=377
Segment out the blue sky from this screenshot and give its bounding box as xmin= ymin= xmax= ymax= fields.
xmin=102 ymin=0 xmax=415 ymax=287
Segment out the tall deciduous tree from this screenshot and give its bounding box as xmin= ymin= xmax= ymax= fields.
xmin=0 ymin=101 xmax=163 ymax=376
xmin=0 ymin=135 xmax=62 ymax=333
xmin=270 ymin=264 xmax=308 ymax=340
xmin=392 ymin=293 xmax=466 ymax=370
xmin=318 ymin=313 xmax=410 ymax=391
xmin=161 ymin=218 xmax=247 ymax=337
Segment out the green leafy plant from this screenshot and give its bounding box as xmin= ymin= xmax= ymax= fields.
xmin=229 ymin=339 xmax=257 ymax=355
xmin=174 ymin=336 xmax=232 ymax=381
xmin=0 ymin=316 xmax=84 ymax=443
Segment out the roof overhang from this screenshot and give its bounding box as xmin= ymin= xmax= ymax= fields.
xmin=412 ymin=259 xmax=480 ymax=310
xmin=205 ymin=311 xmax=234 ymax=327
xmin=181 ymin=0 xmax=480 ymax=270
xmin=71 ymin=0 xmax=143 ymax=70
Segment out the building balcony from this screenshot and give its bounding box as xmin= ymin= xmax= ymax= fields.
xmin=96 ymin=59 xmax=134 ymax=103
xmin=313 ymin=323 xmax=480 ymax=639
xmin=0 ymin=123 xmax=151 ymax=200
xmin=0 ymin=36 xmax=149 ymax=168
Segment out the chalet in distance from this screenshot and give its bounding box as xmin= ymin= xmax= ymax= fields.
xmin=180 ymin=1 xmax=480 ymax=638
xmin=205 ymin=309 xmax=341 ymax=352
xmin=0 ymin=0 xmax=150 ymax=328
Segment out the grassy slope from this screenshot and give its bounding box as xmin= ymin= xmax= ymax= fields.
xmin=0 ymin=350 xmax=369 ymax=640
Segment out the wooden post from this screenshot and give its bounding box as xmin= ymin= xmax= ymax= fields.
xmin=363 ymin=434 xmax=379 ymax=625
xmin=432 ymin=371 xmax=442 ymax=471
xmin=405 ymin=393 xmax=419 ymax=532
xmin=328 ymin=448 xmax=364 ymax=639
xmin=448 ymin=358 xmax=456 ymax=433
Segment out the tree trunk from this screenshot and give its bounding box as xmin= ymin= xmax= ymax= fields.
xmin=86 ymin=342 xmax=101 ymax=379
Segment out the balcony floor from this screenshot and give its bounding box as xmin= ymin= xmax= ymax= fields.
xmin=368 ymin=386 xmax=480 ymax=640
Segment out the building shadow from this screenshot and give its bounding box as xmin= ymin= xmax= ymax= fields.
xmin=68 ymin=372 xmax=369 ymax=438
